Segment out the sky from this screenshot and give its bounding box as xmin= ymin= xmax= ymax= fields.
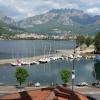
xmin=0 ymin=0 xmax=100 ymax=20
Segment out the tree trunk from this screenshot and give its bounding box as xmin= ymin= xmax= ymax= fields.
xmin=62 ymin=83 xmax=67 ymax=87
xmin=20 ymin=82 xmax=21 ymax=88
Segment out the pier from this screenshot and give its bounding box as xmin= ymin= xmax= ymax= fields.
xmin=0 ymin=49 xmax=74 ymax=65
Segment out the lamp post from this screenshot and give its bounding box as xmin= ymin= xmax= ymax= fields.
xmin=72 ymin=43 xmax=76 ymax=91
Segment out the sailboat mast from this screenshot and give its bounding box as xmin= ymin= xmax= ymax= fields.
xmin=44 ymin=45 xmax=46 ymax=58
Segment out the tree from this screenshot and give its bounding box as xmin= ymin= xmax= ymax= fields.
xmin=76 ymin=35 xmax=85 ymax=46
xmin=15 ymin=67 xmax=29 ymax=87
xmin=94 ymin=62 xmax=100 ymax=80
xmin=60 ymin=69 xmax=71 ymax=85
xmin=85 ymin=37 xmax=93 ymax=47
xmin=94 ymin=32 xmax=100 ymax=53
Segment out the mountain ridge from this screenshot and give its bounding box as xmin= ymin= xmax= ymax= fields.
xmin=0 ymin=14 xmax=25 ymax=35
xmin=0 ymin=8 xmax=100 ymax=35
xmin=18 ymin=9 xmax=100 ymax=35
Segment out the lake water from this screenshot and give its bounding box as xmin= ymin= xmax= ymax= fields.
xmin=0 ymin=40 xmax=75 ymax=59
xmin=0 ymin=40 xmax=96 ymax=86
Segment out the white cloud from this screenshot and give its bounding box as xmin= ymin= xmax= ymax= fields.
xmin=0 ymin=0 xmax=80 ymax=20
xmin=0 ymin=0 xmax=100 ymax=20
xmin=86 ymin=7 xmax=100 ymax=15
xmin=80 ymin=0 xmax=100 ymax=7
xmin=80 ymin=0 xmax=100 ymax=3
xmin=62 ymin=3 xmax=79 ymax=9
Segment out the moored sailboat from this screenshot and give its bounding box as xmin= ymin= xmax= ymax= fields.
xmin=11 ymin=59 xmax=22 ymax=66
xmin=39 ymin=45 xmax=51 ymax=63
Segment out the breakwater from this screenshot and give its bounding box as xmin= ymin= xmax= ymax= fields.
xmin=0 ymin=49 xmax=74 ymax=65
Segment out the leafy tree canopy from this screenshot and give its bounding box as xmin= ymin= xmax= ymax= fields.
xmin=94 ymin=62 xmax=100 ymax=80
xmin=60 ymin=69 xmax=71 ymax=84
xmin=85 ymin=37 xmax=93 ymax=47
xmin=15 ymin=67 xmax=29 ymax=86
xmin=76 ymin=35 xmax=85 ymax=46
xmin=94 ymin=32 xmax=100 ymax=53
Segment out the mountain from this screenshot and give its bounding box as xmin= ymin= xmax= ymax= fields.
xmin=0 ymin=9 xmax=100 ymax=36
xmin=0 ymin=14 xmax=16 ymax=25
xmin=18 ymin=9 xmax=100 ymax=35
xmin=0 ymin=14 xmax=25 ymax=35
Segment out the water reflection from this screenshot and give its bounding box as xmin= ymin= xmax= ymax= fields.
xmin=94 ymin=61 xmax=100 ymax=80
xmin=0 ymin=59 xmax=96 ymax=86
xmin=0 ymin=40 xmax=75 ymax=59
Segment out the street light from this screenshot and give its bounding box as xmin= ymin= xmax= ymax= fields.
xmin=72 ymin=43 xmax=76 ymax=91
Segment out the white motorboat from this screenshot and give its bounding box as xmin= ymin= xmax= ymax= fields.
xmin=76 ymin=55 xmax=82 ymax=58
xmin=24 ymin=62 xmax=31 ymax=65
xmin=20 ymin=61 xmax=27 ymax=65
xmin=11 ymin=59 xmax=22 ymax=66
xmin=39 ymin=58 xmax=50 ymax=63
xmin=50 ymin=57 xmax=55 ymax=61
xmin=46 ymin=58 xmax=51 ymax=62
xmin=11 ymin=62 xmax=21 ymax=66
xmin=50 ymin=56 xmax=59 ymax=61
xmin=68 ymin=54 xmax=74 ymax=59
xmin=39 ymin=44 xmax=50 ymax=63
xmin=59 ymin=56 xmax=64 ymax=60
xmin=30 ymin=61 xmax=39 ymax=65
xmin=65 ymin=57 xmax=68 ymax=61
xmin=39 ymin=58 xmax=47 ymax=63
xmin=11 ymin=63 xmax=17 ymax=66
xmin=21 ymin=61 xmax=31 ymax=65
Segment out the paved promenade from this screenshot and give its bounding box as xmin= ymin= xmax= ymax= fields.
xmin=0 ymin=86 xmax=100 ymax=99
xmin=74 ymin=86 xmax=100 ymax=100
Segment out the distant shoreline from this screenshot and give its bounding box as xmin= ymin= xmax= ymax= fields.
xmin=0 ymin=33 xmax=75 ymax=40
xmin=0 ymin=38 xmax=71 ymax=41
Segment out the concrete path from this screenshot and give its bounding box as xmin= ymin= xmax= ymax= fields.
xmin=74 ymin=86 xmax=100 ymax=100
xmin=0 ymin=85 xmax=100 ymax=99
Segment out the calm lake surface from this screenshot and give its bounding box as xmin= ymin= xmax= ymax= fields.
xmin=0 ymin=40 xmax=96 ymax=86
xmin=0 ymin=40 xmax=75 ymax=59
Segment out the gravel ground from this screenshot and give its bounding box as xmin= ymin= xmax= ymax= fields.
xmin=0 ymin=93 xmax=8 ymax=99
xmin=0 ymin=86 xmax=100 ymax=100
xmin=86 ymin=94 xmax=100 ymax=100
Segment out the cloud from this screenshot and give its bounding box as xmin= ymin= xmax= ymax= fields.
xmin=80 ymin=0 xmax=100 ymax=7
xmin=86 ymin=7 xmax=100 ymax=15
xmin=0 ymin=0 xmax=100 ymax=20
xmin=0 ymin=3 xmax=20 ymax=16
xmin=0 ymin=0 xmax=79 ymax=20
xmin=80 ymin=0 xmax=100 ymax=3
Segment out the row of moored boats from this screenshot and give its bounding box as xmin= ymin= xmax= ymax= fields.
xmin=11 ymin=54 xmax=96 ymax=67
xmin=11 ymin=56 xmax=64 ymax=66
